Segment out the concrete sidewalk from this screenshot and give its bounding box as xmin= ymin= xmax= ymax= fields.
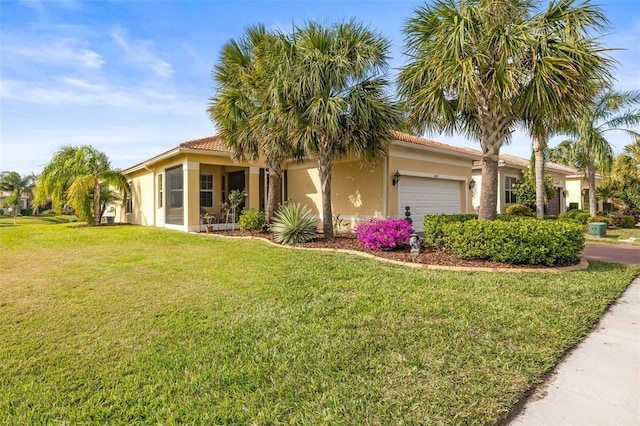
xmin=509 ymin=276 xmax=640 ymax=425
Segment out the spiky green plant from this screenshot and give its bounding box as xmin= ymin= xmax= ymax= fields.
xmin=271 ymin=203 xmax=317 ymax=244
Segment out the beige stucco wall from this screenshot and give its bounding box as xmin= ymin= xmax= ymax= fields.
xmin=388 ymin=143 xmax=474 ymax=216
xmin=286 ymin=142 xmax=475 ymax=230
xmin=286 ymin=158 xmax=384 ymax=229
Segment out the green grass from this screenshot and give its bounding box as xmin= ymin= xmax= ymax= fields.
xmin=586 ymin=227 xmax=640 ymax=245
xmin=0 ymin=214 xmax=77 ymax=227
xmin=1 ymin=221 xmax=639 ymax=424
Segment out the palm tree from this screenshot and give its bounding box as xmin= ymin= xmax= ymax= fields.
xmin=0 ymin=171 xmax=36 ymax=224
xmin=36 ymin=145 xmax=129 ymax=225
xmin=610 ymin=140 xmax=640 ymax=208
xmin=209 ymin=25 xmax=294 ymax=224
xmin=562 ymin=89 xmax=640 ymax=215
xmin=398 ymin=0 xmax=611 ymax=220
xmin=281 ymin=21 xmax=399 ymax=238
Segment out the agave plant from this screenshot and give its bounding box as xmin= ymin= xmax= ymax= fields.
xmin=271 ymin=203 xmax=317 ymax=244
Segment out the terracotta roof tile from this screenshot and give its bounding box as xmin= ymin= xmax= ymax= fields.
xmin=180 ymin=135 xmax=230 ymax=152
xmin=391 ymin=130 xmax=480 ymax=157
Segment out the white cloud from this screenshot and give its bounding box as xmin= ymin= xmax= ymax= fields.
xmin=6 ymin=39 xmax=104 ymax=69
xmin=110 ymin=28 xmax=175 ymax=78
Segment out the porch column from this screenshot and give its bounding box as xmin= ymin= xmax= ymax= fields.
xmin=184 ymin=161 xmax=200 ymax=232
xmin=248 ymin=167 xmax=260 ymax=210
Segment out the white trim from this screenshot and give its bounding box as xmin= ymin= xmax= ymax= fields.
xmin=249 ymin=167 xmax=260 ymax=175
xmin=397 ymin=170 xmax=466 ymax=181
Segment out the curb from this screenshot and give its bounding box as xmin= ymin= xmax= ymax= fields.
xmin=198 ymin=232 xmax=590 ymax=273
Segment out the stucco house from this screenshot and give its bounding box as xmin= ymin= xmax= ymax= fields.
xmin=471 ymin=154 xmax=599 ymax=214
xmin=117 ymin=131 xmax=480 ymax=233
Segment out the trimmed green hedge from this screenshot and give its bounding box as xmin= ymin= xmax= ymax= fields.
xmin=505 ymin=204 xmax=534 ymax=216
xmin=442 ymin=219 xmax=584 ymax=266
xmin=423 ymin=214 xmax=477 ymax=248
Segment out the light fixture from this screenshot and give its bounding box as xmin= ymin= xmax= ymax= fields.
xmin=392 ymin=170 xmax=401 ymax=186
xmin=468 ymin=179 xmax=476 ymax=190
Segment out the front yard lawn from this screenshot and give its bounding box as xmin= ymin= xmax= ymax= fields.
xmin=1 ymin=223 xmax=638 ymax=424
xmin=586 ymin=227 xmax=640 ymax=245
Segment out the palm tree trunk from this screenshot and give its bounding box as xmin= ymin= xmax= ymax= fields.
xmin=478 ymin=153 xmax=499 ymax=220
xmin=93 ymin=175 xmax=101 ymax=226
xmin=533 ymin=137 xmax=546 ymax=219
xmin=265 ymin=155 xmax=282 ymax=224
xmin=588 ymin=161 xmax=598 ymax=216
xmin=318 ymin=139 xmax=334 ymax=238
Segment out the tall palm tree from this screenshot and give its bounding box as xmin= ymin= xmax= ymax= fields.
xmin=398 ymin=0 xmax=611 ymax=220
xmin=281 ymin=21 xmax=399 ymax=238
xmin=36 ymin=145 xmax=129 ymax=225
xmin=563 ymin=89 xmax=640 ymax=215
xmin=0 ymin=171 xmax=36 ymax=224
xmin=209 ymin=25 xmax=294 ymax=224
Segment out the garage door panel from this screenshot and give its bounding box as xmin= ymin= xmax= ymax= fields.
xmin=398 ymin=176 xmax=461 ymax=232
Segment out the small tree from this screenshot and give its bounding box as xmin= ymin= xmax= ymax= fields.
xmin=512 ymin=168 xmax=555 ymax=210
xmin=228 ymin=189 xmax=246 ymax=230
xmin=0 ymin=171 xmax=36 ymax=225
xmin=36 ymin=145 xmax=128 ymax=225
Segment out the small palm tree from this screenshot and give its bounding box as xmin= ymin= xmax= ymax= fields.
xmin=0 ymin=171 xmax=36 ymax=224
xmin=398 ymin=0 xmax=611 ymax=220
xmin=281 ymin=21 xmax=399 ymax=238
xmin=562 ymin=89 xmax=640 ymax=215
xmin=36 ymin=145 xmax=129 ymax=225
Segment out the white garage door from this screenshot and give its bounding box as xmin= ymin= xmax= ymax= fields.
xmin=398 ymin=176 xmax=461 ymax=232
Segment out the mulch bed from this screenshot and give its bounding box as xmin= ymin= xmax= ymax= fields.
xmin=205 ymin=229 xmax=561 ymax=270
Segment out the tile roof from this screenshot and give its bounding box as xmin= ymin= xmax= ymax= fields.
xmin=180 ymin=135 xmax=230 ymax=152
xmin=391 ymin=130 xmax=480 ymax=157
xmin=493 ymin=153 xmax=580 ymax=174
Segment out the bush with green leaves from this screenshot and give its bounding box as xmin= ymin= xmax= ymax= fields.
xmin=586 ymin=215 xmax=609 ymax=225
xmin=566 ymin=209 xmax=583 ymax=219
xmin=441 ymin=219 xmax=584 ymax=266
xmin=238 ymin=209 xmax=266 ymax=230
xmin=505 ymin=204 xmax=534 ymax=217
xmin=271 ymin=203 xmax=317 ymax=244
xmin=574 ymin=212 xmax=591 ymax=224
xmin=619 ymin=215 xmax=636 ymax=228
xmin=422 ymin=214 xmax=477 ymax=248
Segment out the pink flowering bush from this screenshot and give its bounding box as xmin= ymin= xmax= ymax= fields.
xmin=354 ymin=218 xmax=412 ymax=251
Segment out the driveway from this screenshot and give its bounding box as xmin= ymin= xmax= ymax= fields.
xmin=583 ymin=241 xmax=640 ymax=265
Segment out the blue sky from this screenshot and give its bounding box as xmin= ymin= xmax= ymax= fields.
xmin=1 ymin=0 xmax=639 ymax=176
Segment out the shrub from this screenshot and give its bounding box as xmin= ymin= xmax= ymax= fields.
xmin=238 ymin=209 xmax=266 ymax=231
xmin=505 ymin=204 xmax=534 ymax=217
xmin=20 ymin=209 xmax=33 ymax=216
xmin=354 ymin=218 xmax=412 ymax=251
xmin=422 ymin=214 xmax=478 ymax=248
xmin=442 ymin=219 xmax=584 ymax=266
xmin=271 ymin=203 xmax=317 ymax=244
xmin=615 ymin=215 xmax=636 ymax=229
xmin=566 ymin=209 xmax=583 ymax=219
xmin=623 ymin=208 xmax=640 ymax=224
xmin=574 ymin=212 xmax=591 ymax=224
xmin=586 ymin=215 xmax=609 ymax=225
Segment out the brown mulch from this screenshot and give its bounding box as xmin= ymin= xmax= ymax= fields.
xmin=205 ymin=229 xmax=563 ymax=270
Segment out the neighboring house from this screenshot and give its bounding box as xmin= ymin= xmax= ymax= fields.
xmin=471 ymin=154 xmax=598 ymax=214
xmin=564 ymin=171 xmax=602 ymax=211
xmin=0 ymin=191 xmax=32 ymax=213
xmin=118 ymin=131 xmax=480 ymax=233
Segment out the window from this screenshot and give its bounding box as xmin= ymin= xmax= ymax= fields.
xmin=200 ymin=174 xmax=213 ymax=208
xmin=221 ymin=175 xmax=226 ymax=204
xmin=505 ymin=176 xmax=518 ymax=205
xmin=126 ymin=183 xmax=133 ymax=214
xmin=157 ymin=174 xmax=163 ymax=208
